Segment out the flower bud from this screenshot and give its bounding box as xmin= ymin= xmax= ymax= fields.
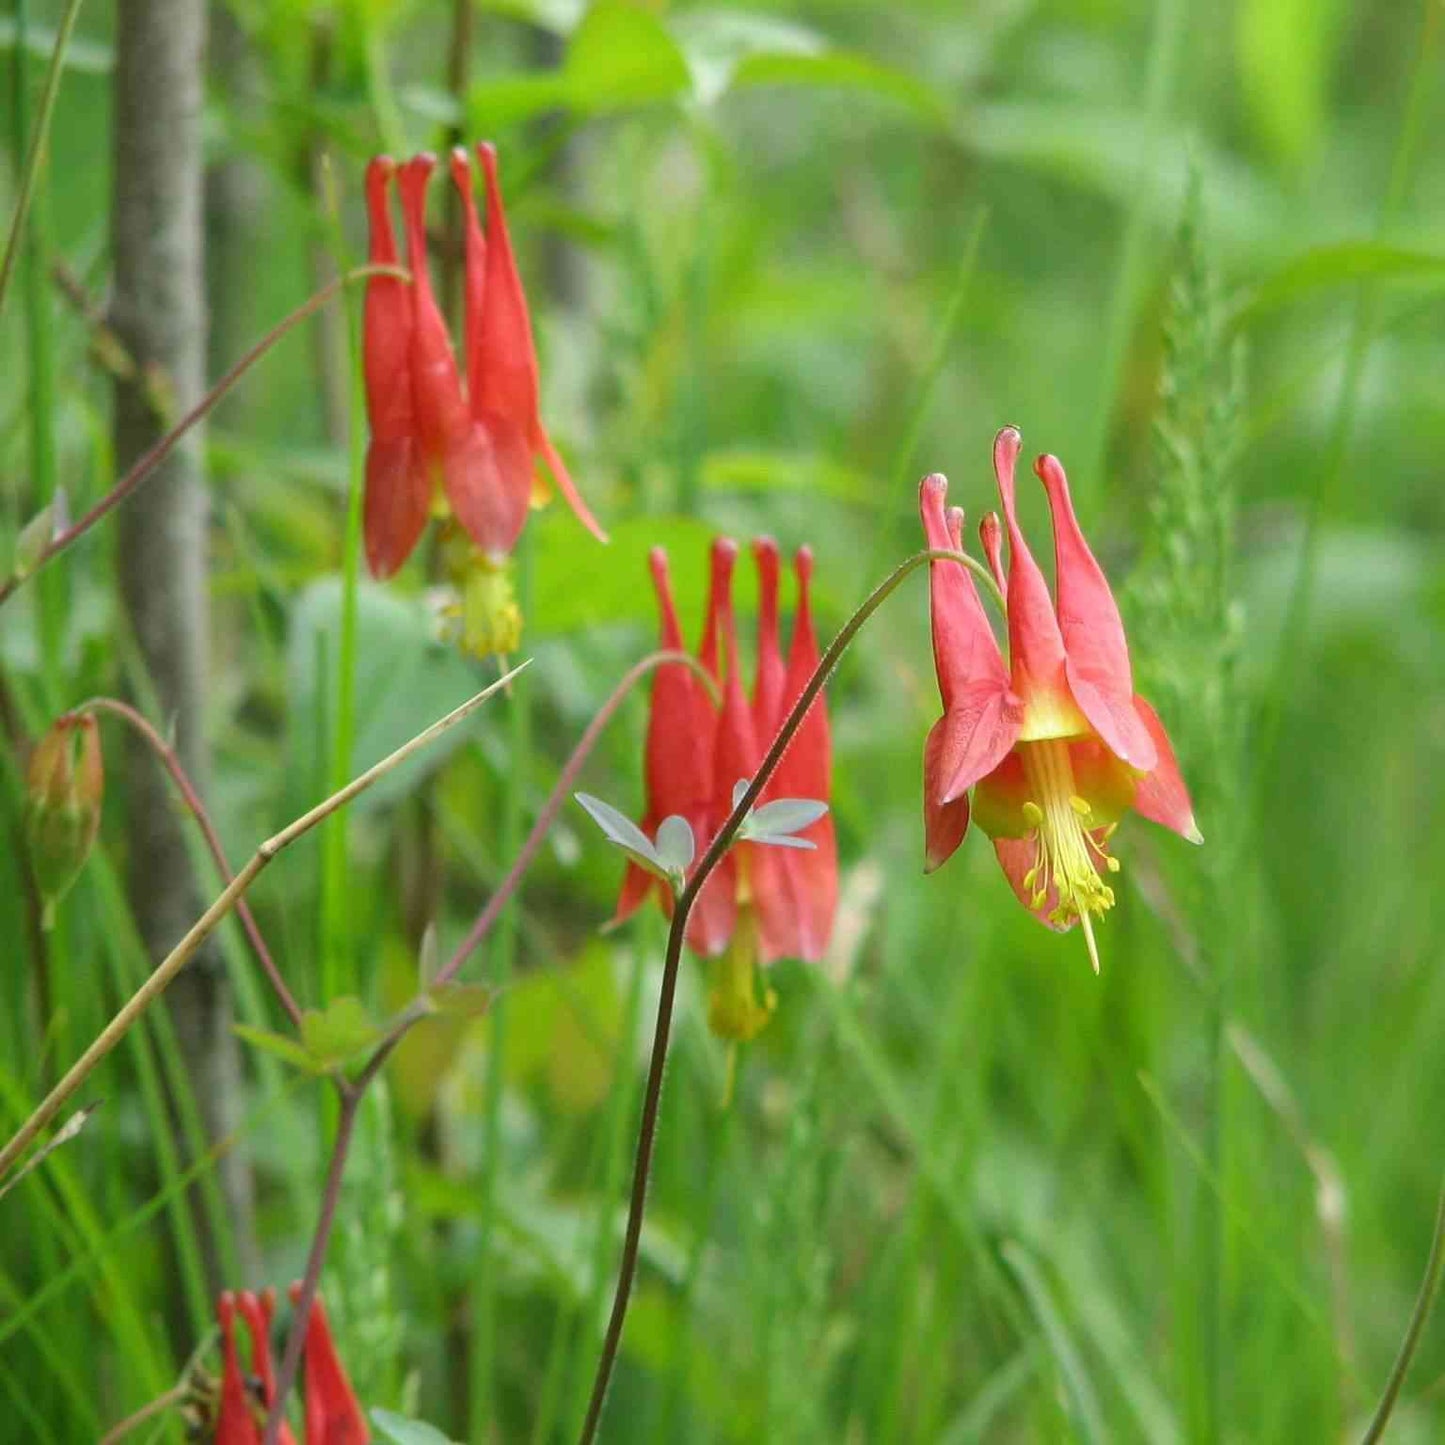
xmin=25 ymin=713 xmax=103 ymax=928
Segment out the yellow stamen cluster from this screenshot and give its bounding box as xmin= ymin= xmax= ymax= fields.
xmin=1017 ymin=739 xmax=1121 ymax=973
xmin=708 ymin=908 xmax=777 ymax=1046
xmin=440 ymin=536 xmax=524 ymax=660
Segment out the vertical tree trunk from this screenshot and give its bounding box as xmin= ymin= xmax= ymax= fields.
xmin=111 ymin=0 xmax=257 ymax=1289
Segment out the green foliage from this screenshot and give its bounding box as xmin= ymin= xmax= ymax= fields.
xmin=5 ymin=1 xmax=1445 ymax=1441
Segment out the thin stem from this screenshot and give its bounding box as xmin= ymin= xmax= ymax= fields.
xmin=0 ymin=665 xmax=525 ymax=1184
xmin=0 ymin=0 xmax=83 ymax=328
xmin=260 ymin=1087 xmax=360 ymax=1445
xmin=79 ymin=696 xmax=300 ymax=1026
xmin=576 ymin=546 xmax=956 ymax=1445
xmin=1358 ymin=1171 xmax=1445 ymax=1444
xmin=0 ymin=264 xmax=405 ymax=607
xmin=96 ymin=1385 xmax=187 ymax=1445
xmin=434 ymin=649 xmax=719 ymax=989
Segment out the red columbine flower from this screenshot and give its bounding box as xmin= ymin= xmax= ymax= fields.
xmin=612 ymin=537 xmax=836 ymax=1040
xmin=360 ymin=146 xmax=606 ymax=651
xmin=212 ymin=1287 xmax=367 ymax=1443
xmin=920 ymin=427 xmax=1201 ymax=973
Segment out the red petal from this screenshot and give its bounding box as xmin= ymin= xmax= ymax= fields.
xmin=923 ymin=716 xmax=971 ymax=872
xmin=754 ymin=545 xmax=837 ymax=962
xmin=710 ymin=549 xmax=761 ymax=808
xmin=644 ymin=549 xmax=714 ymax=823
xmin=473 ymin=146 xmax=607 ymax=546
xmin=289 ymin=1287 xmax=370 ymax=1445
xmin=992 ymin=836 xmax=1069 ymax=932
xmin=994 ymin=429 xmax=1079 ymax=736
xmin=612 ymin=856 xmax=658 ymax=930
xmin=236 ymin=1291 xmax=277 ymax=1402
xmin=362 ymin=158 xmax=426 ymax=579
xmin=1035 ymin=453 xmax=1156 ymax=771
xmin=449 ymin=148 xmax=487 ymax=396
xmin=698 ymin=537 xmax=736 ymax=684
xmin=978 ymin=511 xmax=1006 ymax=598
xmin=918 ymin=474 xmax=1008 ymax=710
xmin=446 ymin=413 xmax=532 ymax=563
xmin=757 ymin=818 xmax=838 ymax=962
xmin=363 ymin=439 xmax=428 ymax=579
xmin=538 ymin=428 xmax=608 ymax=544
xmin=751 ymin=537 xmax=786 ymax=747
xmin=686 ymin=851 xmax=738 ymax=956
xmin=397 ymin=156 xmax=473 ymax=503
xmin=216 ymin=1294 xmax=261 ymax=1445
xmin=1130 ymin=695 xmax=1202 ymax=843
xmin=931 ymin=682 xmax=1024 ymax=805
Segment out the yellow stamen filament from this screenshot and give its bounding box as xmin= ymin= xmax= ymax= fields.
xmin=1017 ymin=738 xmax=1120 ymax=973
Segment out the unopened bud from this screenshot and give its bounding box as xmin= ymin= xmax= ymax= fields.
xmin=25 ymin=713 xmax=103 ymax=928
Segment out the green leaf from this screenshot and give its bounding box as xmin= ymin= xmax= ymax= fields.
xmin=732 ymin=49 xmax=948 ymax=126
xmin=749 ymin=798 xmax=828 ymax=836
xmin=654 ymin=814 xmax=695 ymax=873
xmin=287 ymin=579 xmax=480 ymax=817
xmin=575 ymin=792 xmax=669 ymax=879
xmin=299 ymin=997 xmax=383 ymax=1068
xmin=426 ymin=982 xmax=492 ymax=1020
xmin=370 ymin=1409 xmax=461 ymax=1445
xmin=1234 ymin=242 xmax=1445 ymax=326
xmin=232 ymin=1024 xmax=325 ymax=1074
xmin=11 ymin=491 xmax=66 ymax=582
xmin=470 ymin=0 xmax=690 ymax=128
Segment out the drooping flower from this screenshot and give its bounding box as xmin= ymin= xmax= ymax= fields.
xmin=612 ymin=537 xmax=836 ymax=1040
xmin=24 ymin=711 xmax=103 ymax=928
xmin=920 ymin=427 xmax=1201 ymax=972
xmin=360 ymin=146 xmax=606 ymax=653
xmin=211 ymin=1286 xmax=367 ymax=1444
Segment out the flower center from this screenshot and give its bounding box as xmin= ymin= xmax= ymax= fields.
xmin=1018 ymin=737 xmax=1121 ymax=973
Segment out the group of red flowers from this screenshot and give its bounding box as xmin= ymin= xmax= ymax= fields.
xmin=212 ymin=1288 xmax=366 ymax=1444
xmin=103 ymin=139 xmax=1205 ymax=1443
xmin=360 ymin=140 xmax=1199 ymax=988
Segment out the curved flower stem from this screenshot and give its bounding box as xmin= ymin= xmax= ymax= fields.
xmin=576 ymin=546 xmax=965 ymax=1445
xmin=0 ymin=665 xmax=522 ymax=1185
xmin=96 ymin=1385 xmax=188 ymax=1445
xmin=435 ymin=649 xmax=719 ymax=989
xmin=0 ymin=263 xmax=406 ymax=608
xmin=78 ymin=696 xmax=300 ymax=1027
xmin=260 ymin=648 xmax=719 ymax=1437
xmin=1358 ymin=1170 xmax=1445 ymax=1444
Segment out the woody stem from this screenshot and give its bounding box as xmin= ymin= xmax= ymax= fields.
xmin=0 ymin=263 xmax=407 ymax=608
xmin=577 ymin=546 xmax=968 ymax=1445
xmin=77 ymin=697 xmax=301 ymax=1027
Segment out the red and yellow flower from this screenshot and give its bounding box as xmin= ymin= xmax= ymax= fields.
xmin=613 ymin=538 xmax=837 ymax=1040
xmin=921 ymin=427 xmax=1200 ymax=971
xmin=361 ymin=145 xmax=606 ymax=655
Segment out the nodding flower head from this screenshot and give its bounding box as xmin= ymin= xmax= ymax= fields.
xmin=919 ymin=430 xmax=1200 ymax=974
xmin=211 ymin=1285 xmax=367 ymax=1444
xmin=359 ymin=146 xmax=607 ymax=649
xmin=611 ymin=538 xmax=837 ymax=1042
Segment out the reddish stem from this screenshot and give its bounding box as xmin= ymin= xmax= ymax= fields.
xmin=0 ymin=264 xmax=404 ymax=608
xmin=80 ymin=696 xmax=300 ymax=1027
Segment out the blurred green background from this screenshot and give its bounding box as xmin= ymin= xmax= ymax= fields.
xmin=3 ymin=0 xmax=1445 ymax=1440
